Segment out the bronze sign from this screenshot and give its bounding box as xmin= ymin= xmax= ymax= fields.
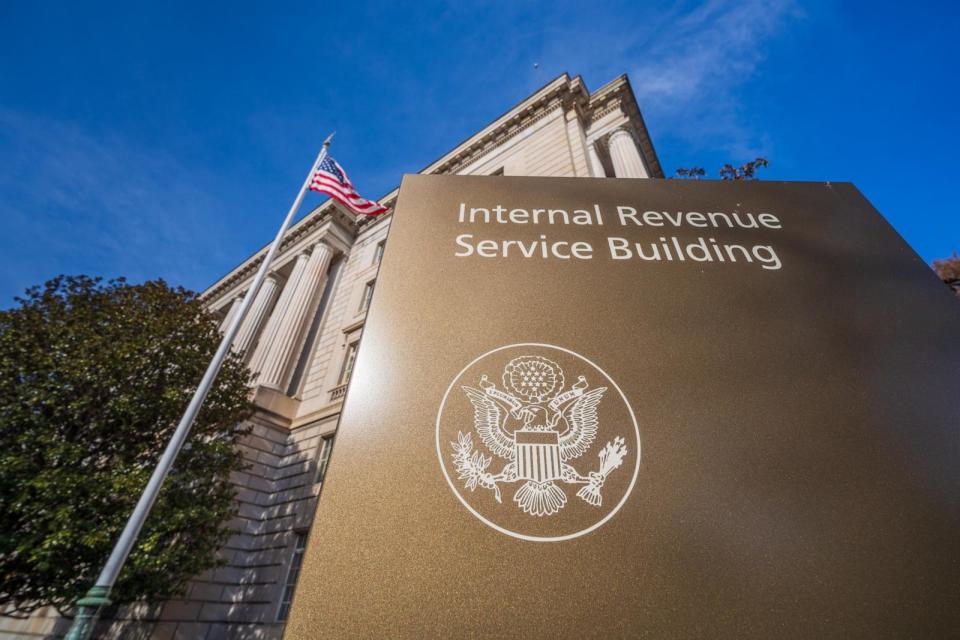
xmin=285 ymin=176 xmax=960 ymax=638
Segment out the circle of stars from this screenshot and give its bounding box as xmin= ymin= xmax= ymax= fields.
xmin=520 ymin=366 xmax=551 ymax=391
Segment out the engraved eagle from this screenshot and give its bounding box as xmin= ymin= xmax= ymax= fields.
xmin=461 ymin=385 xmax=606 ymax=462
xmin=456 ymin=356 xmax=608 ymax=516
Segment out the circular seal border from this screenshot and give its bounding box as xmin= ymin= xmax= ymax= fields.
xmin=435 ymin=342 xmax=642 ymax=543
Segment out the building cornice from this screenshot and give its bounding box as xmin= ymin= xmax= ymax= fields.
xmin=420 ymin=74 xmax=591 ymax=176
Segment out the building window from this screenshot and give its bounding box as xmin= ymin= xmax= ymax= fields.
xmin=315 ymin=435 xmax=335 ymax=483
xmin=277 ymin=532 xmax=308 ymax=621
xmin=490 ymin=167 xmax=504 ymax=176
xmin=359 ymin=279 xmax=376 ymax=312
xmin=338 ymin=342 xmax=358 ymax=385
xmin=372 ymin=240 xmax=385 ymax=265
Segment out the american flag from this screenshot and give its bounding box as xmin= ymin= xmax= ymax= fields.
xmin=309 ymin=156 xmax=390 ymax=216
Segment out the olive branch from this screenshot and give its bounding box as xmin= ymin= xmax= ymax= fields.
xmin=450 ymin=431 xmax=502 ymax=503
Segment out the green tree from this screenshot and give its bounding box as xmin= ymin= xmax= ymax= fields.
xmin=674 ymin=157 xmax=769 ymax=180
xmin=0 ymin=276 xmax=253 ymax=616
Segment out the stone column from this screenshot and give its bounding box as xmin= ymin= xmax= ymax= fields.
xmin=250 ymin=242 xmax=334 ymax=391
xmin=587 ymin=143 xmax=606 ymax=178
xmin=218 ymin=296 xmax=242 ymax=333
xmin=248 ymin=254 xmax=309 ymax=377
xmin=608 ymin=128 xmax=649 ymax=178
xmin=233 ymin=273 xmax=282 ymax=358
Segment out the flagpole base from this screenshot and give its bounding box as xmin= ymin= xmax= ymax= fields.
xmin=64 ymin=586 xmax=112 ymax=640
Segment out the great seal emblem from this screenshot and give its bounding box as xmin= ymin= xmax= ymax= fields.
xmin=436 ymin=343 xmax=641 ymax=542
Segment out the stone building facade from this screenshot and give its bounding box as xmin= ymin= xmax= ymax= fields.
xmin=1 ymin=72 xmax=661 ymax=639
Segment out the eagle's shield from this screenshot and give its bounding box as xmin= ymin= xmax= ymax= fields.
xmin=514 ymin=429 xmax=562 ymax=482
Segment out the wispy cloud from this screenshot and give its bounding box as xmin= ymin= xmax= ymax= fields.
xmin=627 ymin=0 xmax=802 ymax=158
xmin=0 ymin=111 xmax=247 ymax=301
xmin=633 ymin=0 xmax=797 ymax=103
xmin=529 ymin=0 xmax=801 ymax=162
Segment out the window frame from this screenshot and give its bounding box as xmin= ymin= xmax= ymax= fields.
xmin=359 ymin=279 xmax=376 ymax=313
xmin=315 ymin=434 xmax=335 ymax=483
xmin=276 ymin=531 xmax=308 ymax=621
xmin=338 ymin=341 xmax=359 ymax=385
xmin=372 ymin=239 xmax=385 ymax=265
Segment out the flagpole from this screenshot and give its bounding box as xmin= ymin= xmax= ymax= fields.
xmin=65 ymin=133 xmax=335 ymax=640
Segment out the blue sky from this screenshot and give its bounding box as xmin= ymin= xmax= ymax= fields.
xmin=1 ymin=1 xmax=957 ymax=304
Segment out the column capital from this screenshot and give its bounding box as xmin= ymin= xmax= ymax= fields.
xmin=607 ymin=126 xmax=635 ymax=142
xmin=309 ymin=238 xmax=335 ymax=256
